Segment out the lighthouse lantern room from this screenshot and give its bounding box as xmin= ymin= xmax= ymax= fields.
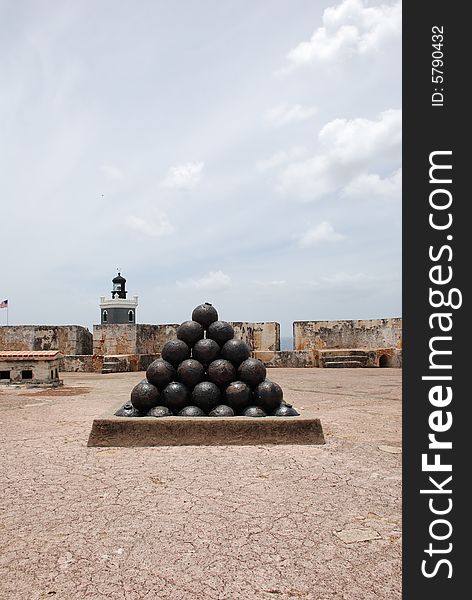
xmin=100 ymin=272 xmax=138 ymax=324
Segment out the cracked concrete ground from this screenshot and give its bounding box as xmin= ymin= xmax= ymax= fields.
xmin=0 ymin=368 xmax=401 ymax=600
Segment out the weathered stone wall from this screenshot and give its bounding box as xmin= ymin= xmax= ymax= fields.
xmin=3 ymin=320 xmax=400 ymax=370
xmin=60 ymin=355 xmax=98 ymax=373
xmin=231 ymin=322 xmax=280 ymax=351
xmin=0 ymin=326 xmax=93 ymax=355
xmin=60 ymin=353 xmax=162 ymax=374
xmin=93 ymin=324 xmax=180 ymax=355
xmin=92 ymin=322 xmax=279 ymax=355
xmin=104 ymin=354 xmax=161 ymax=373
xmin=375 ymin=348 xmax=402 ymax=368
xmin=254 ymin=350 xmax=315 ymax=368
xmin=136 ymin=325 xmax=179 ymax=354
xmin=93 ymin=324 xmax=138 ymax=355
xmin=293 ymin=318 xmax=402 ymax=351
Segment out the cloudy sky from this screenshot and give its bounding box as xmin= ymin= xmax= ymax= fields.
xmin=1 ymin=0 xmax=401 ymax=338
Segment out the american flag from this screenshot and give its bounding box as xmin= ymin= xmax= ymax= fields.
xmin=0 ymin=300 xmax=8 ymax=309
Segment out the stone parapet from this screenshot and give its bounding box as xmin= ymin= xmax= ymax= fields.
xmin=231 ymin=322 xmax=280 ymax=351
xmin=254 ymin=350 xmax=315 ymax=368
xmin=294 ymin=318 xmax=402 ymax=354
xmin=0 ymin=325 xmax=92 ymax=355
xmin=61 ymin=353 xmax=160 ymax=373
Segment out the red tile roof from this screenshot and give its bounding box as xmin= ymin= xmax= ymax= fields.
xmin=0 ymin=351 xmax=63 ymax=360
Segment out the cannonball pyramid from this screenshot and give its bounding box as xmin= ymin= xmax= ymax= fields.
xmin=116 ymin=302 xmax=299 ymax=418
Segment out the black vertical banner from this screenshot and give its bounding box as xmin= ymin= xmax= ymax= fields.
xmin=403 ymin=2 xmax=467 ymax=598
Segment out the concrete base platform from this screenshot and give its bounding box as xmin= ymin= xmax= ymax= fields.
xmin=87 ymin=409 xmax=325 ymax=447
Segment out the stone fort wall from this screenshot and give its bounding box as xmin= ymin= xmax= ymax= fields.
xmin=0 ymin=326 xmax=93 ymax=355
xmin=293 ymin=318 xmax=402 ymax=351
xmin=92 ymin=322 xmax=280 ymax=355
xmin=1 ymin=318 xmax=402 ymax=370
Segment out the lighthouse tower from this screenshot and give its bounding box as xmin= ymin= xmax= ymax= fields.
xmin=100 ymin=272 xmax=138 ymax=324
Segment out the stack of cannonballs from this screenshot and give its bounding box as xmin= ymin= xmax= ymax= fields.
xmin=116 ymin=302 xmax=299 ymax=418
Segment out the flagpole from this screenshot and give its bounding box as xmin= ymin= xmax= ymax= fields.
xmin=1 ymin=301 xmax=8 ymax=324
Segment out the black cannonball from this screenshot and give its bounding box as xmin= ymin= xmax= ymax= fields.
xmin=178 ymin=405 xmax=206 ymax=417
xmin=254 ymin=379 xmax=284 ymax=412
xmin=114 ymin=401 xmax=132 ymax=416
xmin=243 ymin=406 xmax=267 ymax=417
xmin=224 ymin=380 xmax=252 ymax=412
xmin=192 ymin=381 xmax=221 ymax=413
xmin=273 ymin=404 xmax=300 ymax=417
xmin=161 ymin=339 xmax=190 ymax=367
xmin=220 ymin=338 xmax=251 ymax=367
xmin=161 ymin=382 xmax=190 ymax=413
xmin=126 ymin=406 xmax=143 ymax=417
xmin=207 ymin=320 xmax=234 ymax=346
xmin=130 ymin=381 xmax=160 ymax=413
xmin=146 ymin=405 xmax=173 ymax=417
xmin=115 ymin=401 xmax=142 ymax=417
xmin=177 ymin=358 xmax=205 ymax=389
xmin=192 ymin=338 xmax=220 ymax=366
xmin=238 ymin=358 xmax=267 ymax=388
xmin=177 ymin=320 xmax=204 ymax=346
xmin=207 ymin=359 xmax=237 ymax=388
xmin=191 ymin=302 xmax=219 ymax=329
xmin=209 ymin=405 xmax=235 ymax=417
xmin=146 ymin=359 xmax=177 ymax=390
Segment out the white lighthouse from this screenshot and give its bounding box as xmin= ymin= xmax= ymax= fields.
xmin=99 ymin=272 xmax=138 ymax=325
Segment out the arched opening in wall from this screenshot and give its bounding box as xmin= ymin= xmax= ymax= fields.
xmin=128 ymin=310 xmax=134 ymax=323
xmin=379 ymin=354 xmax=391 ymax=368
xmin=103 ymin=310 xmax=108 ymax=323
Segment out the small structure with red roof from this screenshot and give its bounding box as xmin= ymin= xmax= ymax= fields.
xmin=0 ymin=351 xmax=63 ymax=386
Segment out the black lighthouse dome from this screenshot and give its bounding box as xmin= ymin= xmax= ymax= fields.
xmin=100 ymin=271 xmax=138 ymax=325
xmin=112 ymin=272 xmax=127 ymax=299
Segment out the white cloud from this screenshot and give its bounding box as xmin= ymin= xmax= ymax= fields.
xmin=254 ymin=280 xmax=287 ymax=287
xmin=161 ymin=161 xmax=204 ymax=190
xmin=342 ymin=167 xmax=402 ymax=201
xmin=278 ymin=154 xmax=337 ymax=200
xmin=256 ymin=147 xmax=306 ymax=171
xmin=322 ymin=271 xmax=376 ymax=285
xmin=299 ymin=221 xmax=345 ymax=246
xmin=278 ymin=108 xmax=401 ymax=201
xmin=307 ymin=271 xmax=378 ymax=289
xmin=265 ymin=103 xmax=317 ymax=127
xmin=318 ymin=108 xmax=401 ymax=163
xmin=125 ymin=213 xmax=174 ymax=237
xmin=100 ymin=164 xmax=125 ymax=181
xmin=286 ymin=0 xmax=401 ymax=67
xmin=177 ymin=270 xmax=231 ymax=292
